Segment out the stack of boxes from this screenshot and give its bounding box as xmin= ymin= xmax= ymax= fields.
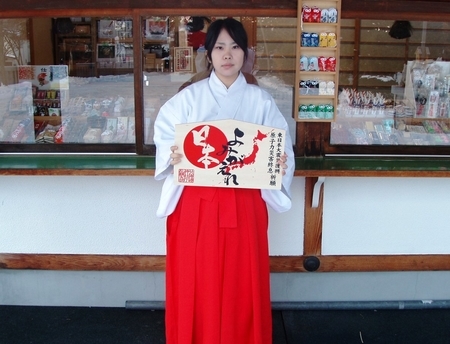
xmin=144 ymin=53 xmax=156 ymax=70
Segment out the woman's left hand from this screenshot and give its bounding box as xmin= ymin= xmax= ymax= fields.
xmin=170 ymin=146 xmax=183 ymax=165
xmin=278 ymin=153 xmax=288 ymax=176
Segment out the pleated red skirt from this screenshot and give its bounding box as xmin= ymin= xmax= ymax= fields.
xmin=165 ymin=186 xmax=271 ymax=344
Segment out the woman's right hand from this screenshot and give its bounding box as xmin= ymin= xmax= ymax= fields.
xmin=170 ymin=146 xmax=183 ymax=165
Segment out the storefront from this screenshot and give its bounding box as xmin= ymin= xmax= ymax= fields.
xmin=2 ymin=0 xmax=450 ymax=307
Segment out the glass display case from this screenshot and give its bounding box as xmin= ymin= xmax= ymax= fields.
xmin=328 ymin=20 xmax=450 ymax=152
xmin=142 ymin=16 xmax=297 ymax=146
xmin=54 ymin=18 xmax=95 ymax=77
xmin=0 ymin=15 xmax=298 ymax=152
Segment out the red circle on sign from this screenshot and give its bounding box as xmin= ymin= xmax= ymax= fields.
xmin=183 ymin=125 xmax=228 ymax=169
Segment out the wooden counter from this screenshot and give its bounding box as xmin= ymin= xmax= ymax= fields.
xmin=2 ymin=154 xmax=450 ymax=273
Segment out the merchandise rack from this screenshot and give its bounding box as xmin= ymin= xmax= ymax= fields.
xmin=294 ymin=0 xmax=342 ymax=122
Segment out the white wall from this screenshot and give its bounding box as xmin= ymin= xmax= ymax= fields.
xmin=2 ymin=175 xmax=450 ymax=307
xmin=1 ymin=176 xmax=167 ymax=255
xmin=322 ymin=177 xmax=450 ymax=255
xmin=0 ymin=176 xmax=304 ymax=255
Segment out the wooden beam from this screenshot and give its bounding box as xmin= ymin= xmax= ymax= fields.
xmin=2 ymin=0 xmax=450 ymax=20
xmin=0 ymin=7 xmax=296 ymax=19
xmin=316 ymin=255 xmax=450 ymax=272
xmin=133 ymin=11 xmax=145 ymax=155
xmin=342 ymin=0 xmax=450 ymax=21
xmin=0 ymin=254 xmax=166 ymax=271
xmin=270 ymin=254 xmax=450 ymax=272
xmin=303 ymin=177 xmax=323 ymax=256
xmin=2 ymin=253 xmax=450 ymax=272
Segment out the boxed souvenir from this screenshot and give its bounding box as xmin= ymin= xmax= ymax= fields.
xmin=48 ymin=108 xmax=61 ymax=117
xmin=74 ymin=25 xmax=90 ymax=35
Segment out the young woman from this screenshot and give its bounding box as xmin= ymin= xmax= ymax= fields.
xmin=154 ymin=18 xmax=294 ymax=344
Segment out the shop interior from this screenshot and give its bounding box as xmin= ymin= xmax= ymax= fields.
xmin=1 ymin=15 xmax=450 ymax=154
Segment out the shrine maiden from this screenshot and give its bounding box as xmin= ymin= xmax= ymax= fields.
xmin=154 ymin=18 xmax=294 ymax=344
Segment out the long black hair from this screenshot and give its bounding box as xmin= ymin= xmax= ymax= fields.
xmin=186 ymin=16 xmax=211 ymax=32
xmin=204 ymin=18 xmax=248 ymax=69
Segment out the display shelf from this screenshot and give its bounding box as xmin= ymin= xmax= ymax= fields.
xmin=294 ymin=0 xmax=341 ymax=122
xmin=54 ymin=18 xmax=138 ymax=78
xmin=299 ymin=95 xmax=335 ymax=99
xmin=54 ymin=20 xmax=96 ymax=77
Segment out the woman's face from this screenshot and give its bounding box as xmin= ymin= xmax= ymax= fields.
xmin=210 ymin=28 xmax=245 ymax=88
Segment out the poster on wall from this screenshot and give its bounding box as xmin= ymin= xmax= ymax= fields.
xmin=18 ymin=65 xmax=69 ymax=90
xmin=98 ymin=20 xmax=133 ymax=39
xmin=97 ymin=44 xmax=116 ymax=60
xmin=173 ymin=119 xmax=286 ymax=190
xmin=174 ymin=47 xmax=193 ymax=72
xmin=98 ymin=20 xmax=116 ymax=39
xmin=145 ymin=17 xmax=168 ymax=40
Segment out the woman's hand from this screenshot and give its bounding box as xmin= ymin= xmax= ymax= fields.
xmin=278 ymin=153 xmax=288 ymax=176
xmin=170 ymin=146 xmax=183 ymax=165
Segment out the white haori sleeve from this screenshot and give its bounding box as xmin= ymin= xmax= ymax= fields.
xmin=154 ymin=71 xmax=295 ymax=216
xmin=153 ymin=95 xmax=184 ymax=217
xmin=261 ymin=116 xmax=294 ymax=213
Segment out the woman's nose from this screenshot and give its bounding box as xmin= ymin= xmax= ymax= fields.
xmin=223 ymin=48 xmax=232 ymax=59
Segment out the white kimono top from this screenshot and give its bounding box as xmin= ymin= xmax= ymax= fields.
xmin=153 ymin=70 xmax=295 ymax=218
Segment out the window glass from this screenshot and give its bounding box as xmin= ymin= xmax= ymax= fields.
xmin=332 ymin=20 xmax=450 ymax=147
xmin=0 ymin=15 xmax=297 ymax=152
xmin=142 ymin=16 xmax=297 ymax=145
xmin=0 ymin=17 xmax=135 ymax=145
xmin=255 ymin=17 xmax=297 ymax=143
xmin=3 ymin=15 xmax=450 ymax=153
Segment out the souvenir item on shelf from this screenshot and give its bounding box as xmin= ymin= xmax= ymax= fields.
xmin=295 ymin=0 xmax=341 ymax=122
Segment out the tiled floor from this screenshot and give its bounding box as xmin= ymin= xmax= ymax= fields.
xmin=1 ymin=305 xmax=450 ymax=343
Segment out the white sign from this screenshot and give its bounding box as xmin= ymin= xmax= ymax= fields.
xmin=174 ymin=119 xmax=285 ymax=190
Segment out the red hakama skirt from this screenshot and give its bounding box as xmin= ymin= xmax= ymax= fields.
xmin=165 ymin=186 xmax=271 ymax=344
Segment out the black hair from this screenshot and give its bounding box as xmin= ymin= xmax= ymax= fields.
xmin=204 ymin=18 xmax=248 ymax=69
xmin=389 ymin=21 xmax=413 ymax=39
xmin=186 ymin=16 xmax=211 ymax=33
